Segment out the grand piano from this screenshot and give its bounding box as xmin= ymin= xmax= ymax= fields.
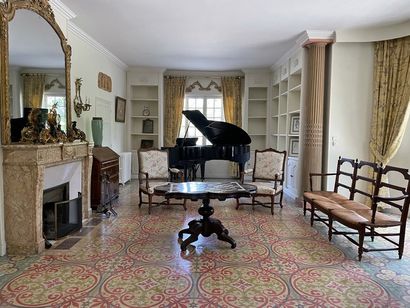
xmin=165 ymin=110 xmax=251 ymax=181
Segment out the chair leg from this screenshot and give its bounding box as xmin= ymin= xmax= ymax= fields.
xmin=138 ymin=189 xmax=142 ymax=208
xmin=252 ymin=196 xmax=255 ymax=211
xmin=183 ymin=198 xmax=187 ymax=211
xmin=370 ymin=226 xmax=375 ymax=242
xmin=399 ymin=225 xmax=406 ymax=259
xmin=358 ymin=227 xmax=365 ymax=261
xmin=310 ymin=204 xmax=315 ymax=227
xmin=270 ymin=195 xmax=274 ymax=215
xmin=303 ymin=200 xmax=307 ymax=216
xmin=148 ymin=194 xmax=152 ymax=215
xmin=279 ymin=191 xmax=284 ymax=208
xmin=235 ymin=197 xmax=240 ymax=210
xmin=328 ymin=214 xmax=333 ymax=241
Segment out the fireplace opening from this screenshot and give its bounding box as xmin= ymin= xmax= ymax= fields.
xmin=43 ymin=183 xmax=82 ymax=240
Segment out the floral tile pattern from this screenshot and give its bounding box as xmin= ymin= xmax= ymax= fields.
xmin=0 ymin=181 xmax=409 ymax=307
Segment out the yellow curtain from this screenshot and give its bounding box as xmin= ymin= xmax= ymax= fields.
xmin=221 ymin=76 xmax=243 ymax=177
xmin=368 ymin=36 xmax=410 ymax=206
xmin=163 ymin=76 xmax=186 ymax=147
xmin=370 ymin=36 xmax=410 ymax=164
xmin=22 ymin=74 xmax=46 ymax=108
xmin=221 ymin=76 xmax=242 ymax=127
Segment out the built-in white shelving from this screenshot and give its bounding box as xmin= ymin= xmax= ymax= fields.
xmin=270 ymin=49 xmax=304 ymax=199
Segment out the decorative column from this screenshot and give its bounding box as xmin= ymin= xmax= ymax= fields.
xmin=300 ymin=41 xmax=329 ymax=191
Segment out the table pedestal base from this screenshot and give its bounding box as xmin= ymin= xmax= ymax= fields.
xmin=178 ymin=198 xmax=236 ymax=251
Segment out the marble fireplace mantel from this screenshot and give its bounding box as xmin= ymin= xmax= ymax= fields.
xmin=2 ymin=142 xmax=93 ymax=255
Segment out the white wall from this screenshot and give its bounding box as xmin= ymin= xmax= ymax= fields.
xmin=67 ymin=31 xmax=127 ymax=153
xmin=50 ymin=0 xmax=127 ymax=152
xmin=326 ymin=34 xmax=410 ymax=195
xmin=326 ymin=42 xmax=374 ymax=192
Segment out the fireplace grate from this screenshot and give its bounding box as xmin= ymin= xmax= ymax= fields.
xmin=43 ymin=193 xmax=82 ymax=240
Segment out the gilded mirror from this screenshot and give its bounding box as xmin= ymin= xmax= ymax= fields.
xmin=0 ymin=0 xmax=72 ymax=144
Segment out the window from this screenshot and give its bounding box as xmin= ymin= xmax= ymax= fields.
xmin=43 ymin=95 xmax=66 ymax=132
xmin=179 ymin=96 xmax=224 ymax=145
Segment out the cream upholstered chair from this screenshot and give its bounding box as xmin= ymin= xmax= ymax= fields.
xmin=237 ymin=148 xmax=286 ymax=215
xmin=138 ymin=148 xmax=186 ymax=214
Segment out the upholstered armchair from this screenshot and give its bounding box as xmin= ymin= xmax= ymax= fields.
xmin=237 ymin=148 xmax=286 ymax=215
xmin=138 ymin=148 xmax=186 ymax=214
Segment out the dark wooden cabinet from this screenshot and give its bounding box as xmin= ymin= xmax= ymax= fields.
xmin=91 ymin=147 xmax=120 ymax=209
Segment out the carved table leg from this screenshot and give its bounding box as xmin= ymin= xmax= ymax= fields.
xmin=213 ymin=218 xmax=236 ymax=248
xmin=179 ymin=198 xmax=236 ymax=250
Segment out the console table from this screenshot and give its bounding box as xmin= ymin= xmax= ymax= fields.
xmin=155 ymin=182 xmax=256 ymax=251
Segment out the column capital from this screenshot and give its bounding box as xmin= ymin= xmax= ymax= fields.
xmin=296 ymin=30 xmax=335 ymax=47
xmin=303 ymin=39 xmax=334 ymax=48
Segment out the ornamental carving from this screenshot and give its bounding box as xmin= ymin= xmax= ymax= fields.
xmin=186 ymin=80 xmax=222 ymax=93
xmin=98 ymin=72 xmax=112 ymax=92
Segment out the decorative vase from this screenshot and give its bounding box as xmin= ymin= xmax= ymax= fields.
xmin=91 ymin=117 xmax=103 ymax=147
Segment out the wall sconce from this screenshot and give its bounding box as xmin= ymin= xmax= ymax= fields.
xmin=73 ymin=78 xmax=91 ymax=117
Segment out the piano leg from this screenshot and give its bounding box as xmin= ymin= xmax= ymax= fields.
xmin=238 ymin=162 xmax=245 ymax=178
xmin=183 ymin=165 xmax=189 ymax=182
xmin=183 ymin=162 xmax=198 ymax=181
xmin=200 ymin=162 xmax=205 ymax=181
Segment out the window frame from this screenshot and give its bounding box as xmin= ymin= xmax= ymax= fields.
xmin=180 ymin=93 xmax=224 ymax=146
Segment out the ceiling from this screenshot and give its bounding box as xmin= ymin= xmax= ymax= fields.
xmin=62 ymin=0 xmax=410 ymax=71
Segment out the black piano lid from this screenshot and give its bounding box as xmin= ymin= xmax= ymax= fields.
xmin=182 ymin=110 xmax=251 ymax=145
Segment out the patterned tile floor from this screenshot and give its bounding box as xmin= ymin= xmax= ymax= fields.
xmin=1 ymin=181 xmax=410 ymax=307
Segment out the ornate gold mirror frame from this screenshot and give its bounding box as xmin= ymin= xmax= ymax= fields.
xmin=0 ymin=0 xmax=72 ymax=144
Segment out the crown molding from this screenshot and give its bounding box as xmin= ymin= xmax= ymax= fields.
xmin=296 ymin=30 xmax=336 ymax=46
xmin=67 ymin=22 xmax=128 ymax=70
xmin=271 ymin=30 xmax=335 ymax=70
xmin=50 ymin=0 xmax=76 ymax=20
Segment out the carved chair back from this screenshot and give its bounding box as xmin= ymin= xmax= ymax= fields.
xmin=372 ymin=165 xmax=410 ymax=224
xmin=138 ymin=148 xmax=169 ymax=180
xmin=253 ymin=148 xmax=286 ymax=182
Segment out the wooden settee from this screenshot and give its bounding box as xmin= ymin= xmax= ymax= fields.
xmin=303 ymin=157 xmax=410 ymax=261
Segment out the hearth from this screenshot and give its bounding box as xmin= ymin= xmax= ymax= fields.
xmin=43 ymin=183 xmax=82 ymax=240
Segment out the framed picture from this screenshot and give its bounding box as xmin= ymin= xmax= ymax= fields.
xmin=140 ymin=139 xmax=154 ymax=149
xmin=290 ymin=115 xmax=300 ymax=135
xmin=115 ymin=96 xmax=126 ymax=122
xmin=289 ymin=138 xmax=299 ymax=156
xmin=142 ymin=118 xmax=154 ymax=133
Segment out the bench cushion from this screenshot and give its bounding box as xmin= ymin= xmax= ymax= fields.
xmin=330 ymin=209 xmax=369 ymax=229
xmin=339 ymin=200 xmax=370 ymax=211
xmin=353 ymin=209 xmax=401 ymax=227
xmin=304 ymin=191 xmax=350 ymax=203
xmin=313 ymin=199 xmax=345 ymax=214
xmin=331 ymin=209 xmax=401 ymax=229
